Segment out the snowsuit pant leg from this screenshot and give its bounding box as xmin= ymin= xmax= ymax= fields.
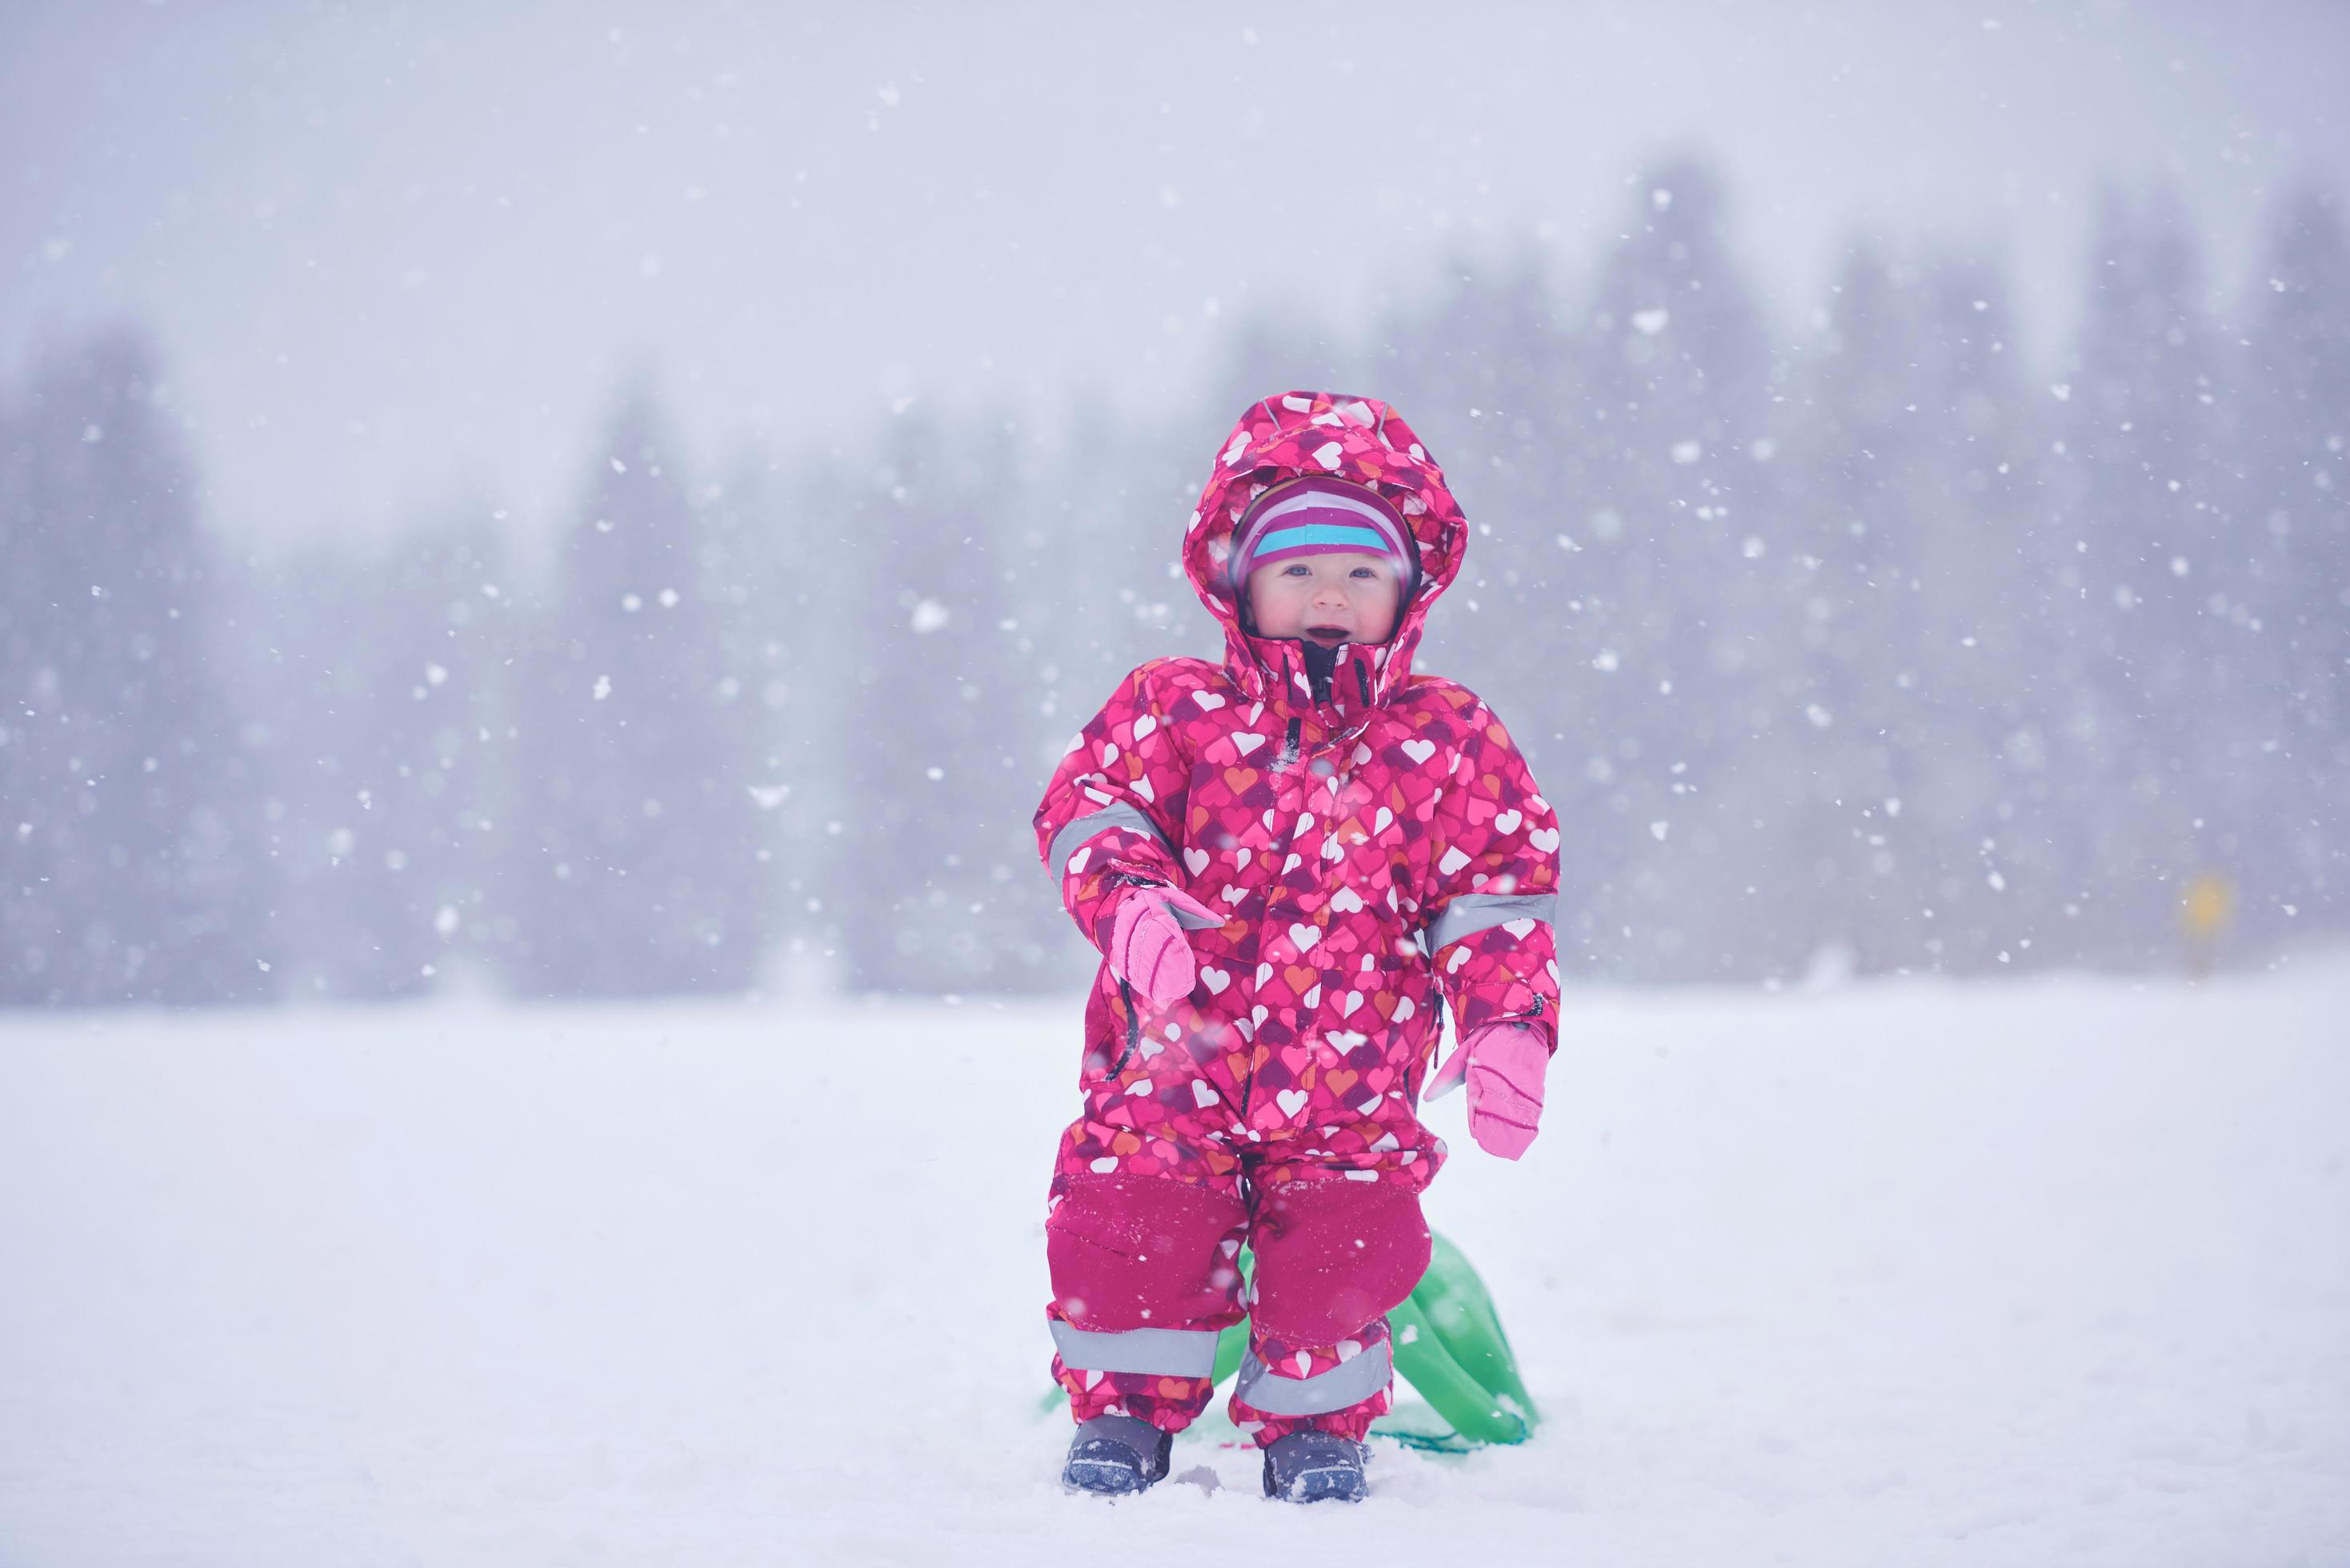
xmin=1047 ymin=1152 xmax=1432 ymax=1446
xmin=1228 ymin=1174 xmax=1431 ymax=1446
xmin=1046 ymin=1170 xmax=1251 ymax=1436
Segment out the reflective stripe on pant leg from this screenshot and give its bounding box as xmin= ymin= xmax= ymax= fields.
xmin=1231 ymin=1340 xmax=1394 ymax=1417
xmin=1051 ymin=1322 xmax=1222 ymax=1378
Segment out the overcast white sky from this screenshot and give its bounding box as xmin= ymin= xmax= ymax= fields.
xmin=4 ymin=0 xmax=2344 ymax=549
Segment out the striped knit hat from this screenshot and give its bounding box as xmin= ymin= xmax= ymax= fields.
xmin=1229 ymin=476 xmax=1415 ymax=589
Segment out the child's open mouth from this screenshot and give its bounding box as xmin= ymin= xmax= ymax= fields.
xmin=1305 ymin=626 xmax=1351 ymax=646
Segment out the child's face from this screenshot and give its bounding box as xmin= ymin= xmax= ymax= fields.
xmin=1245 ymin=552 xmax=1405 ymax=647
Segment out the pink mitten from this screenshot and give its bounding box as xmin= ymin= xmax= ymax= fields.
xmin=1424 ymin=1022 xmax=1549 ymax=1159
xmin=1102 ymin=884 xmax=1223 ymax=1006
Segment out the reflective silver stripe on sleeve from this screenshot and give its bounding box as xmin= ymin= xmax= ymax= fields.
xmin=1231 ymin=1341 xmax=1395 ymax=1417
xmin=1426 ymin=891 xmax=1558 ymax=953
xmin=1047 ymin=801 xmax=1172 ymax=874
xmin=1050 ymin=1322 xmax=1222 ymax=1378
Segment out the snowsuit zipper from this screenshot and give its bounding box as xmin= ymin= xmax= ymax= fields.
xmin=1241 ymin=703 xmax=1314 ymax=1123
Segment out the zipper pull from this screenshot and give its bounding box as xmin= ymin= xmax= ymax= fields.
xmin=1273 ymin=714 xmax=1302 ymax=770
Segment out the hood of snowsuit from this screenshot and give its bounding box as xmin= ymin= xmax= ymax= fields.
xmin=1184 ymin=391 xmax=1468 ymax=713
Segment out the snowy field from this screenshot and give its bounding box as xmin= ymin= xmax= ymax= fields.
xmin=2 ymin=963 xmax=2347 ymax=1567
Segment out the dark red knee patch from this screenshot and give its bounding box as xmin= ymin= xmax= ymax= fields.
xmin=1247 ymin=1178 xmax=1431 ymax=1348
xmin=1046 ymin=1174 xmax=1248 ymax=1330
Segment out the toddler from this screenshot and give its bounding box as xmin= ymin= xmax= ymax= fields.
xmin=1034 ymin=391 xmax=1559 ymax=1502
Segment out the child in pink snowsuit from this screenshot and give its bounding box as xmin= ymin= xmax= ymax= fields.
xmin=1035 ymin=391 xmax=1560 ymax=1501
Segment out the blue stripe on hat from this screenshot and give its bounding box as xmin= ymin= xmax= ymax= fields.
xmin=1252 ymin=522 xmax=1398 ymax=556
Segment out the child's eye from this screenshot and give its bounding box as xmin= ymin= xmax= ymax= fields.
xmin=1351 ymin=566 xmax=1381 ymax=580
xmin=1284 ymin=564 xmax=1312 ymax=577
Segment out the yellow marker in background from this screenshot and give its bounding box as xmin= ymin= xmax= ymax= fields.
xmin=2180 ymin=873 xmax=2233 ymax=976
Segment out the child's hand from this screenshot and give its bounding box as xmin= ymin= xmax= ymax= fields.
xmin=1424 ymin=1023 xmax=1548 ymax=1159
xmin=1103 ymin=884 xmax=1223 ymax=1006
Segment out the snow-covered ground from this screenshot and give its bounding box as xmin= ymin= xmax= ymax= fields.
xmin=2 ymin=963 xmax=2347 ymax=1566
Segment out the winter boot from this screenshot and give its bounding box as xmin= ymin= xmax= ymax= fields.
xmin=1061 ymin=1414 xmax=1173 ymax=1496
xmin=1261 ymin=1429 xmax=1370 ymax=1502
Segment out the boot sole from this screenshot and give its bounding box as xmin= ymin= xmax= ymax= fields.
xmin=1063 ymin=1458 xmax=1159 ymax=1496
xmin=1267 ymin=1462 xmax=1369 ymax=1503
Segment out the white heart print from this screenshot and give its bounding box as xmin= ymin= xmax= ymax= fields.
xmin=1402 ymin=738 xmax=1436 ymax=764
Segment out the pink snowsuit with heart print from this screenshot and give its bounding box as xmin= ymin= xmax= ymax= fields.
xmin=1035 ymin=391 xmax=1562 ymax=1446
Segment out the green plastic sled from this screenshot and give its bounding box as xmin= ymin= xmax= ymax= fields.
xmin=1041 ymin=1228 xmax=1539 ymax=1451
